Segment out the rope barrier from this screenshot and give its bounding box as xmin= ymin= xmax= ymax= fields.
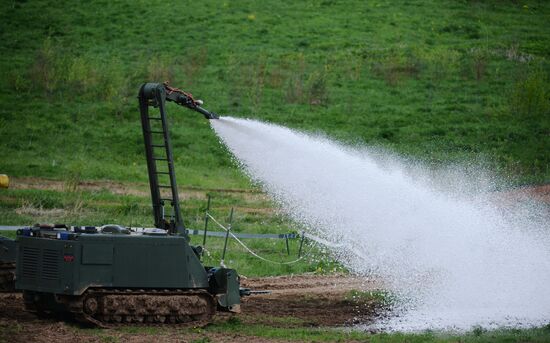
xmin=206 ymin=213 xmax=316 ymax=265
xmin=205 ymin=212 xmax=370 ymax=266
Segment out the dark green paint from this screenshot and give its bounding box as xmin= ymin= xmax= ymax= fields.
xmin=16 ymin=233 xmax=209 ymax=295
xmin=0 ymin=236 xmax=16 ymax=263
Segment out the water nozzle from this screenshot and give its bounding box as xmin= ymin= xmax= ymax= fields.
xmin=193 ymin=99 xmax=220 ymax=119
xmin=196 ymin=106 xmax=219 ymax=120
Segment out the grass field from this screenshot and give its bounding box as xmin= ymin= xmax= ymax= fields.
xmin=55 ymin=322 xmax=550 ymax=343
xmin=0 ymin=0 xmax=548 ymax=186
xmin=1 ymin=0 xmax=549 ymax=341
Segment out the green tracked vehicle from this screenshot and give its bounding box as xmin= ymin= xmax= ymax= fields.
xmin=0 ymin=236 xmax=16 ymax=292
xmin=15 ymin=83 xmax=242 ymax=326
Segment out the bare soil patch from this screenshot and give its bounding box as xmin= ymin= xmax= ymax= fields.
xmin=240 ymin=274 xmax=384 ymax=327
xmin=495 ymin=184 xmax=550 ymax=204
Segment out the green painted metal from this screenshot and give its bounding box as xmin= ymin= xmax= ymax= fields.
xmin=0 ymin=236 xmax=16 ymax=263
xmin=16 ymin=232 xmax=209 ymax=296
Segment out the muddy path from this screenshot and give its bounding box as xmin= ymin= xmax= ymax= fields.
xmin=0 ymin=274 xmax=383 ymax=343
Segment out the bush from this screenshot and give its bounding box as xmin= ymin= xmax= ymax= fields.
xmin=417 ymin=47 xmax=460 ymax=82
xmin=284 ymin=53 xmax=306 ymax=104
xmin=15 ymin=37 xmax=130 ymax=111
xmin=469 ymin=47 xmax=489 ymax=81
xmin=28 ymin=37 xmax=58 ymax=94
xmin=307 ymin=68 xmax=329 ymax=106
xmin=509 ymin=66 xmax=549 ymax=117
xmin=372 ymin=49 xmax=421 ymax=86
xmin=147 ymin=55 xmax=175 ymax=84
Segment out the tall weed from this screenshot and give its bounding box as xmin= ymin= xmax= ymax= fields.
xmin=181 ymin=48 xmax=208 ymax=86
xmin=346 ymin=55 xmax=363 ymax=81
xmin=246 ymin=57 xmax=267 ymax=114
xmin=224 ymin=54 xmax=244 ymax=109
xmin=372 ymin=49 xmax=421 ymax=86
xmin=284 ymin=53 xmax=306 ymax=104
xmin=15 ymin=38 xmax=129 ymax=112
xmin=469 ymin=48 xmax=489 ymax=81
xmin=307 ymin=67 xmax=329 ymax=106
xmin=418 ymin=47 xmax=460 ymax=82
xmin=509 ymin=66 xmax=549 ymax=118
xmin=66 ymin=56 xmax=97 ymax=92
xmin=28 ymin=37 xmax=59 ymax=94
xmin=505 ymin=43 xmax=533 ymax=63
xmin=147 ymin=56 xmax=175 ymax=83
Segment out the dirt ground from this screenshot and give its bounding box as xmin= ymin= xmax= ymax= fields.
xmin=0 ymin=274 xmax=383 ymax=343
xmin=239 ymin=274 xmax=384 ymax=327
xmin=494 ymin=183 xmax=550 ymax=205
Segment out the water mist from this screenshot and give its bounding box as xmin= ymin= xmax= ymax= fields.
xmin=211 ymin=117 xmax=550 ymax=331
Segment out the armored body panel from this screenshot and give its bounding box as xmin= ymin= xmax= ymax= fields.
xmin=16 ymin=231 xmax=208 ymax=295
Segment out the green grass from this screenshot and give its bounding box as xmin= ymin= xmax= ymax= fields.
xmin=0 ymin=0 xmax=549 ymax=187
xmin=0 ymin=231 xmax=16 ymax=239
xmin=345 ymin=289 xmax=398 ymax=307
xmin=69 ymin=318 xmax=550 ymax=343
xmin=0 ymin=321 xmax=23 ymax=343
xmin=73 ymin=321 xmax=550 ymax=343
xmin=205 ymin=324 xmax=550 ymax=342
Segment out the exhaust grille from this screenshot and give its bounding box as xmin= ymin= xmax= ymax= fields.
xmin=41 ymin=249 xmax=60 ymax=280
xmin=21 ymin=247 xmax=39 ymax=279
xmin=20 ymin=247 xmax=61 ymax=281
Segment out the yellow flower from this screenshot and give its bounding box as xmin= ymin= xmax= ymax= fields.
xmin=247 ymin=13 xmax=256 ymax=21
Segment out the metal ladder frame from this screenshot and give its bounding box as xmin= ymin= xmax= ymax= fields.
xmin=138 ymin=83 xmax=185 ymax=235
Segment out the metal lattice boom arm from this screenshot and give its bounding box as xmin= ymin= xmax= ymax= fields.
xmin=138 ymin=82 xmax=217 ymax=235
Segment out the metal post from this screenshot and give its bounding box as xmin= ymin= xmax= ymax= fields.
xmin=202 ymin=195 xmax=211 ymax=247
xmin=298 ymin=231 xmax=305 ymax=257
xmin=285 ymin=235 xmax=290 ymax=256
xmin=221 ymin=207 xmax=234 ymax=262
